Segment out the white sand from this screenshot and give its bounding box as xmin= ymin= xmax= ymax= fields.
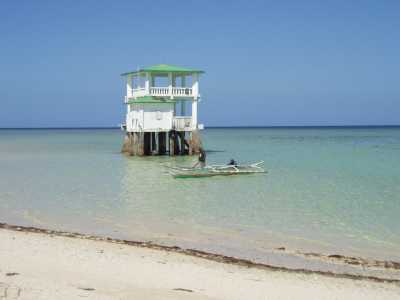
xmin=0 ymin=228 xmax=399 ymax=300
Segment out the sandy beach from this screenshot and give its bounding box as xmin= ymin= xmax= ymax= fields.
xmin=0 ymin=227 xmax=399 ymax=300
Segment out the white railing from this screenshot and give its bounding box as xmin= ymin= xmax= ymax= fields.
xmin=173 ymin=117 xmax=192 ymax=130
xmin=131 ymin=88 xmax=146 ymax=98
xmin=172 ymin=87 xmax=193 ymax=96
xmin=150 ymin=87 xmax=169 ymax=96
xmin=130 ymin=87 xmax=194 ymax=98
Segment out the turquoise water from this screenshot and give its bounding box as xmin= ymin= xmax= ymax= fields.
xmin=1 ymin=128 xmax=400 ymax=264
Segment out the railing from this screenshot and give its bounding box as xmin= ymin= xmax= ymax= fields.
xmin=131 ymin=88 xmax=146 ymax=98
xmin=173 ymin=117 xmax=192 ymax=130
xmin=150 ymin=87 xmax=169 ymax=96
xmin=172 ymin=87 xmax=193 ymax=96
xmin=130 ymin=87 xmax=194 ymax=98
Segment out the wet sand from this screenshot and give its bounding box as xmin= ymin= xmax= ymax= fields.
xmin=0 ymin=226 xmax=399 ymax=299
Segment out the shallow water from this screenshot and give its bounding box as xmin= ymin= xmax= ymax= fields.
xmin=0 ymin=127 xmax=400 ymax=266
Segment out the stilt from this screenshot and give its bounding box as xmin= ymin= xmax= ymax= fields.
xmin=129 ymin=132 xmax=136 ymax=156
xmin=144 ymin=132 xmax=151 ymax=155
xmin=159 ymin=132 xmax=166 ymax=155
xmin=179 ymin=132 xmax=186 ymax=155
xmin=183 ymin=132 xmax=190 ymax=154
xmin=121 ymin=133 xmax=131 ymax=154
xmin=151 ymin=132 xmax=157 ymax=154
xmin=189 ymin=130 xmax=202 ymax=154
xmin=123 ymin=129 xmax=201 ymax=156
xmin=170 ymin=131 xmax=180 ymax=155
xmin=174 ymin=132 xmax=180 ymax=154
xmin=137 ymin=132 xmax=145 ymax=156
xmin=169 ymin=131 xmax=175 ymax=156
xmin=188 ymin=132 xmax=193 ymax=155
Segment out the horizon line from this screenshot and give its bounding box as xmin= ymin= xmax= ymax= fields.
xmin=0 ymin=125 xmax=399 ymax=130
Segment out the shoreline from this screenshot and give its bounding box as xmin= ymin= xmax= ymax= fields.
xmin=1 ymin=225 xmax=400 ymax=300
xmin=1 ymin=222 xmax=399 ymax=285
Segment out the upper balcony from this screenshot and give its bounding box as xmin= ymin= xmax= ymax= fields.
xmin=128 ymin=86 xmax=195 ymax=99
xmin=122 ymin=64 xmax=204 ymax=102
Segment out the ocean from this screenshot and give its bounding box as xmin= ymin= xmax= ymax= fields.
xmin=1 ymin=127 xmax=399 ymax=276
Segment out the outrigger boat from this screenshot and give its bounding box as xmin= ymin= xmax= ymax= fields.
xmin=168 ymin=161 xmax=265 ymax=178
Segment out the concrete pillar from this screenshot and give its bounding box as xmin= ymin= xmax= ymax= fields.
xmin=192 ymin=73 xmax=199 ymax=98
xmin=192 ymin=100 xmax=198 ymax=129
xmin=191 ymin=73 xmax=199 ymax=129
xmin=189 ymin=130 xmax=202 ymax=155
xmin=175 ymin=133 xmax=180 ymax=155
xmin=168 ymin=72 xmax=173 ymax=99
xmin=130 ymin=132 xmax=136 ymax=156
xmin=151 ymin=132 xmax=157 ymax=154
xmin=121 ymin=133 xmax=131 ymax=154
xmin=159 ymin=132 xmax=166 ymax=155
xmin=122 ymin=132 xmax=147 ymax=156
xmin=179 ymin=132 xmax=185 ymax=155
xmin=138 ymin=132 xmax=145 ymax=156
xmin=145 ymin=72 xmax=150 ymax=94
xmin=169 ymin=132 xmax=175 ymax=156
xmin=144 ymin=132 xmax=151 ymax=155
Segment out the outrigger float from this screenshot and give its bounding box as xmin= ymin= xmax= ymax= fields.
xmin=168 ymin=161 xmax=266 ymax=178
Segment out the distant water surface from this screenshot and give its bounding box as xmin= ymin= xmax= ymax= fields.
xmin=1 ymin=127 xmax=400 ymax=268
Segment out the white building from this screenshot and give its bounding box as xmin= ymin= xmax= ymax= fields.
xmin=121 ymin=64 xmax=204 ymax=156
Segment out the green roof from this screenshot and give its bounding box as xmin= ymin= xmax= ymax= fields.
xmin=121 ymin=64 xmax=204 ymax=76
xmin=126 ymin=96 xmax=176 ymax=104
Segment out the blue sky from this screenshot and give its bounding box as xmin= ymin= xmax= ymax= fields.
xmin=0 ymin=0 xmax=399 ymax=127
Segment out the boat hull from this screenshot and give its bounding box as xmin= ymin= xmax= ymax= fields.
xmin=168 ymin=161 xmax=266 ymax=179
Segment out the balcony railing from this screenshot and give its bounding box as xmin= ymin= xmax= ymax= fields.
xmin=131 ymin=87 xmax=147 ymax=97
xmin=173 ymin=117 xmax=193 ymax=131
xmin=150 ymin=87 xmax=169 ymax=96
xmin=129 ymin=87 xmax=194 ymax=98
xmin=171 ymin=87 xmax=193 ymax=96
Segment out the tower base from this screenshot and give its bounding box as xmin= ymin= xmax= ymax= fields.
xmin=121 ymin=130 xmax=202 ymax=156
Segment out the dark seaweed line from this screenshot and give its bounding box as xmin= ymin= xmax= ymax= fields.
xmin=297 ymin=251 xmax=400 ymax=270
xmin=0 ymin=222 xmax=399 ymax=286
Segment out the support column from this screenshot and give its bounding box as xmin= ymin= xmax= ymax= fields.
xmin=192 ymin=100 xmax=198 ymax=129
xmin=121 ymin=132 xmax=131 ymax=154
xmin=191 ymin=73 xmax=199 ymax=129
xmin=137 ymin=132 xmax=145 ymax=156
xmin=130 ymin=132 xmax=137 ymax=156
xmin=135 ymin=74 xmax=140 ymax=99
xmin=169 ymin=131 xmax=180 ymax=155
xmin=145 ymin=72 xmax=150 ymax=94
xmin=126 ymin=75 xmax=133 ymax=99
xmin=169 ymin=131 xmax=175 ymax=156
xmin=159 ymin=132 xmax=166 ymax=155
xmin=189 ymin=130 xmax=202 ymax=155
xmin=144 ymin=132 xmax=151 ymax=155
xmin=179 ymin=132 xmax=185 ymax=155
xmin=168 ymin=72 xmax=173 ymax=99
xmin=192 ymin=73 xmax=199 ymax=98
xmin=188 ymin=132 xmax=193 ymax=155
xmin=175 ymin=132 xmax=181 ymax=155
xmin=151 ymin=132 xmax=157 ymax=154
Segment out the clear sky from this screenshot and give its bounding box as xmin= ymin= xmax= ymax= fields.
xmin=1 ymin=0 xmax=399 ymax=127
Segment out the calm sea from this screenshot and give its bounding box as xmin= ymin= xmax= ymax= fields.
xmin=1 ymin=127 xmax=400 ymax=271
